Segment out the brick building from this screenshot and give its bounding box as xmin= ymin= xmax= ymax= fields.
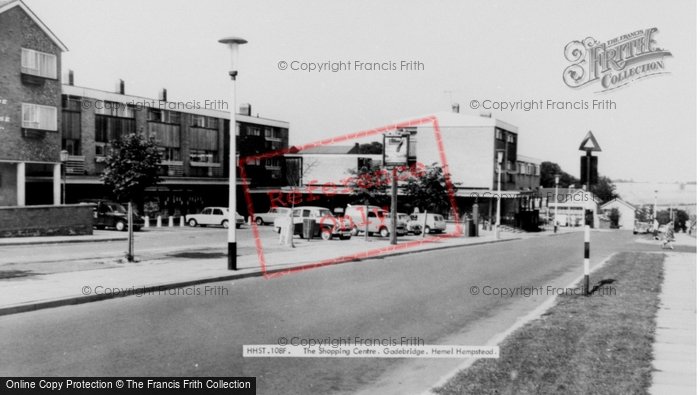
xmin=0 ymin=0 xmax=67 ymax=206
xmin=0 ymin=0 xmax=291 ymax=220
xmin=61 ymin=82 xmax=290 ymax=217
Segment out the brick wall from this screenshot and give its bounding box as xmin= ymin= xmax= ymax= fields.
xmin=0 ymin=6 xmax=62 ymax=163
xmin=0 ymin=204 xmax=93 ymax=237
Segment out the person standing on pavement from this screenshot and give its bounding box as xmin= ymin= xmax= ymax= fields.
xmin=661 ymin=223 xmax=675 ymax=250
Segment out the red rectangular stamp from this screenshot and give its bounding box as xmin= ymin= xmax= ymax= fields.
xmin=239 ymin=116 xmax=461 ymax=279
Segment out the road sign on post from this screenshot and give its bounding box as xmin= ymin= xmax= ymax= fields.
xmin=383 ymin=133 xmax=410 ymax=245
xmin=578 ymin=131 xmax=602 ymax=296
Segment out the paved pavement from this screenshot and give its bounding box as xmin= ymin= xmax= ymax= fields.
xmin=648 ymin=232 xmax=697 ymax=395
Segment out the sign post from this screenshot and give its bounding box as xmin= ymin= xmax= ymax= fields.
xmin=383 ymin=133 xmax=410 ymax=245
xmin=578 ymin=131 xmax=601 ymax=296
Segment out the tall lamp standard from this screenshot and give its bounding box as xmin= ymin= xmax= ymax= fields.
xmin=219 ymin=36 xmax=247 ymax=271
xmin=553 ymin=173 xmax=560 ymax=233
xmin=59 ymin=150 xmax=69 ymax=204
xmin=494 ymin=149 xmax=505 ymax=240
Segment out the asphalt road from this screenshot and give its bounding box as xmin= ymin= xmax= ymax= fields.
xmin=0 ymin=231 xmax=676 ymax=394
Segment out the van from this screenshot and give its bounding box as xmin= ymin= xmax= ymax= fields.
xmin=344 ymin=205 xmax=407 ymax=237
xmin=408 ymin=213 xmax=447 ymax=235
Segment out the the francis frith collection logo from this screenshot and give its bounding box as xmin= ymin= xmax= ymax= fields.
xmin=563 ymin=28 xmax=672 ymax=92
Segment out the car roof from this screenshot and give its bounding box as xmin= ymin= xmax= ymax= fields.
xmin=293 ymin=206 xmax=331 ymax=210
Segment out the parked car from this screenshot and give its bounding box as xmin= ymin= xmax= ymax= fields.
xmin=344 ymin=205 xmax=407 ymax=237
xmin=408 ymin=213 xmax=447 ymax=235
xmin=273 ymin=206 xmax=352 ymax=240
xmin=187 ymin=207 xmax=243 ymax=228
xmin=633 ymin=220 xmax=653 ymax=234
xmin=79 ymin=199 xmax=144 ymax=231
xmin=254 ymin=207 xmax=292 ymax=226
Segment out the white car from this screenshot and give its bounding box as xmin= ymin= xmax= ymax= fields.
xmin=254 ymin=207 xmax=292 ymax=226
xmin=187 ymin=207 xmax=244 ymax=228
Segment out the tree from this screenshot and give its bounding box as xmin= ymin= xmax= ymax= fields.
xmin=590 ymin=176 xmax=618 ymax=204
xmin=609 ymin=207 xmax=620 ymax=228
xmin=345 ymin=160 xmax=391 ymax=207
xmin=358 ymin=141 xmax=383 ymax=154
xmin=540 ymin=161 xmax=579 ymax=188
xmin=402 ymin=162 xmax=459 ymax=214
xmin=101 ymin=130 xmax=162 ymax=261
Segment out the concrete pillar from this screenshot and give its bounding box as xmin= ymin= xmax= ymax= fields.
xmin=157 ymin=216 xmax=162 ymax=227
xmin=143 ymin=216 xmax=150 ymax=227
xmin=16 ymin=162 xmax=25 ymax=207
xmin=168 ymin=216 xmax=174 ymax=227
xmin=180 ymin=216 xmax=185 ymax=227
xmin=53 ymin=163 xmax=61 ymax=205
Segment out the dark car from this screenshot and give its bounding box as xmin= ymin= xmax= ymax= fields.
xmin=80 ymin=199 xmax=144 ymax=231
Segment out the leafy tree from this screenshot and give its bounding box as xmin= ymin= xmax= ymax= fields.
xmin=656 ymin=210 xmax=671 ymax=225
xmin=345 ymin=160 xmax=391 ymax=207
xmin=358 ymin=141 xmax=383 ymax=154
xmin=540 ymin=161 xmax=579 ymax=188
xmin=101 ymin=130 xmax=162 ymax=203
xmin=402 ymin=162 xmax=460 ymax=214
xmin=101 ymin=130 xmax=162 ymax=261
xmin=609 ymin=207 xmax=620 ymax=228
xmin=590 ymin=175 xmax=618 ymax=204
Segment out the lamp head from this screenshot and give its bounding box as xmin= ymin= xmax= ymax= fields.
xmin=219 ymin=36 xmax=247 ymax=77
xmin=60 ymin=150 xmax=69 ymax=163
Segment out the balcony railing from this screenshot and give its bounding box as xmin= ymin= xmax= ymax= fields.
xmin=65 ymin=155 xmax=86 ymax=175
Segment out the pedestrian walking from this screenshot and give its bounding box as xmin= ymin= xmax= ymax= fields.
xmin=661 ymin=223 xmax=675 ymax=250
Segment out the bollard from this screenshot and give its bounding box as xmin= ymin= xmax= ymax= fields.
xmin=143 ymin=216 xmax=150 ymax=228
xmin=583 ymin=225 xmax=590 ymax=296
xmin=156 ymin=215 xmax=162 ymax=227
xmin=168 ymin=216 xmax=174 ymax=227
xmin=180 ymin=216 xmax=185 ymax=227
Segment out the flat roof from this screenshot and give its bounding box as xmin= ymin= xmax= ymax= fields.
xmin=62 ymin=85 xmax=290 ymax=128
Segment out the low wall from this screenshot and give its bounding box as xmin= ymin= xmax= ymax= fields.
xmin=0 ymin=204 xmax=93 ymax=238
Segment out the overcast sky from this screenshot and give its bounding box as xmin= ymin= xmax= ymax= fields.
xmin=27 ymin=0 xmax=696 ymax=183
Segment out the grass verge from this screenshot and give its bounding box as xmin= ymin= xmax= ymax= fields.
xmin=434 ymin=252 xmax=664 ymax=395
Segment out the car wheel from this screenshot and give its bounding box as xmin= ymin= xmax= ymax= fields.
xmin=222 ymin=220 xmax=229 ymax=229
xmin=413 ymin=229 xmax=422 ymax=236
xmin=423 ymin=226 xmax=431 ymax=235
xmin=115 ymin=221 xmax=126 ymax=231
xmin=256 ymin=218 xmax=264 ymax=226
xmin=321 ymin=231 xmax=333 ymax=241
xmin=188 ymin=219 xmax=198 ymax=227
xmin=350 ymin=226 xmax=359 ymax=236
xmin=379 ymin=227 xmax=389 ymax=237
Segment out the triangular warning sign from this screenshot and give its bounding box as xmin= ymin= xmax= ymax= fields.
xmin=579 ymin=131 xmax=602 ymax=152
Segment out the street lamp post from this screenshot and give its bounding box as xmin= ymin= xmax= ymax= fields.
xmin=219 ymin=36 xmax=247 ymax=271
xmin=60 ymin=150 xmax=69 ymax=204
xmin=553 ymin=173 xmax=560 ymax=233
xmin=495 ymin=149 xmax=505 ymax=240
